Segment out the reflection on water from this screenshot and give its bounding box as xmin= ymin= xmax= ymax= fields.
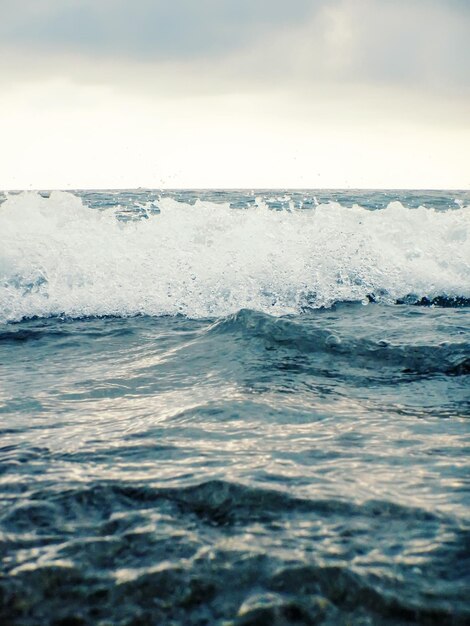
xmin=1 ymin=303 xmax=469 ymax=625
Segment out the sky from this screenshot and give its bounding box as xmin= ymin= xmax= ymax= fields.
xmin=0 ymin=0 xmax=469 ymax=189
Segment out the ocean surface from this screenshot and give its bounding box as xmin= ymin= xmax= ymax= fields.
xmin=0 ymin=189 xmax=469 ymax=626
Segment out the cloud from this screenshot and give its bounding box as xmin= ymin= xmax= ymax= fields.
xmin=0 ymin=0 xmax=469 ymax=102
xmin=1 ymin=1 xmax=468 ymax=189
xmin=0 ymin=0 xmax=319 ymax=61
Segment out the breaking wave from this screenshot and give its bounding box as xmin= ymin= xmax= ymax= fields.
xmin=1 ymin=191 xmax=469 ymax=323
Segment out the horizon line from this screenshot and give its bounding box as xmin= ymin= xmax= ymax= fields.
xmin=2 ymin=187 xmax=470 ymax=193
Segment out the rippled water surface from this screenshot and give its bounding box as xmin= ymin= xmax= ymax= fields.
xmin=0 ymin=190 xmax=469 ymax=625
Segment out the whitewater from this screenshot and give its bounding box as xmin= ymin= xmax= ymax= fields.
xmin=0 ymin=189 xmax=469 ymax=626
xmin=1 ymin=190 xmax=469 ymax=322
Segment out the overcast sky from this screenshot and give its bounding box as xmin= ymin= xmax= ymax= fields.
xmin=1 ymin=0 xmax=469 ymax=189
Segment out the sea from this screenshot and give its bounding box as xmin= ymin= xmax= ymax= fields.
xmin=0 ymin=189 xmax=469 ymax=626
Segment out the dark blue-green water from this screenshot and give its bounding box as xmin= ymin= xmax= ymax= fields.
xmin=0 ymin=190 xmax=469 ymax=625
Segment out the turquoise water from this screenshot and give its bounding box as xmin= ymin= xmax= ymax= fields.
xmin=0 ymin=190 xmax=469 ymax=625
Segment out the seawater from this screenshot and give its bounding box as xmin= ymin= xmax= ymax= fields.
xmin=0 ymin=189 xmax=469 ymax=626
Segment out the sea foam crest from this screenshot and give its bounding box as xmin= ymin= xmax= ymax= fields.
xmin=0 ymin=191 xmax=469 ymax=322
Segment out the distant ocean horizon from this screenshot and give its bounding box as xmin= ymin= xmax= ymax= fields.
xmin=1 ymin=189 xmax=469 ymax=625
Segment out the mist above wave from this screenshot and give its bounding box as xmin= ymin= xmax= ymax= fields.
xmin=0 ymin=191 xmax=468 ymax=322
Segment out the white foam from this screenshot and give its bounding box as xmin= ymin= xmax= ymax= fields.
xmin=0 ymin=191 xmax=469 ymax=322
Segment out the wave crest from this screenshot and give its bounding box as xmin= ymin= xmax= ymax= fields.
xmin=1 ymin=191 xmax=469 ymax=322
